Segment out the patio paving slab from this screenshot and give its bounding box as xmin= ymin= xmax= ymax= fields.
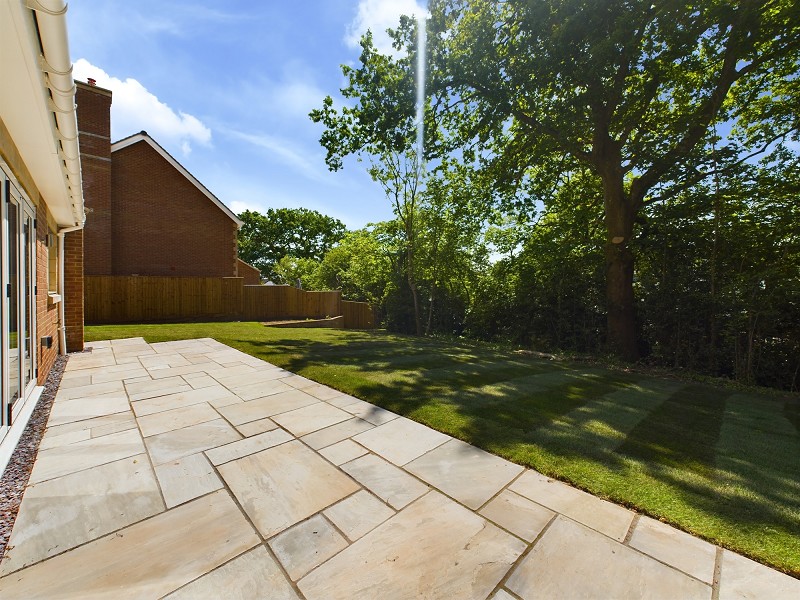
xmin=126 ymin=376 xmax=192 ymax=401
xmin=510 ymin=469 xmax=634 ymax=541
xmin=235 ymin=416 xmax=279 ymax=436
xmin=0 ymin=490 xmax=259 ymax=599
xmin=137 ymin=402 xmax=220 ymax=437
xmin=353 ymin=416 xmax=451 ymax=466
xmin=341 ymin=453 xmax=429 ymax=510
xmin=298 ymin=491 xmax=527 ymax=600
xmin=270 ymin=514 xmax=349 ymax=580
xmin=340 ymin=399 xmax=399 ymax=425
xmin=216 ymin=389 xmax=319 ymax=425
xmin=205 ymin=428 xmax=294 ymax=465
xmin=28 ymin=428 xmax=145 ymax=484
xmin=164 ymin=546 xmax=299 ymax=600
xmin=38 ymin=411 xmax=137 ymax=450
xmin=479 ymin=488 xmax=555 ymax=542
xmin=629 ymin=515 xmax=717 ymax=584
xmin=218 ymin=439 xmax=360 ymax=538
xmin=0 ymin=454 xmax=163 ymax=575
xmin=319 ymin=438 xmax=369 ymax=465
xmin=405 ymin=438 xmax=524 ymax=509
xmin=144 ymin=418 xmax=242 ymax=465
xmin=300 ymin=417 xmax=376 ymax=450
xmin=718 ymin=549 xmax=800 ymax=599
xmin=505 ymin=516 xmax=711 ymax=599
xmin=323 ymin=489 xmax=395 ymax=542
xmin=154 ymin=452 xmax=223 ymax=508
xmin=272 ymin=402 xmax=353 ymax=437
xmin=47 ymin=392 xmax=130 ymax=426
xmin=131 ymin=385 xmax=237 ymax=417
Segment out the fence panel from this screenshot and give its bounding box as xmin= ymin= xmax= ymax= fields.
xmin=85 ymin=276 xmax=232 ymax=324
xmin=86 ymin=276 xmax=376 ymax=328
xmin=342 ymin=301 xmax=376 ymax=329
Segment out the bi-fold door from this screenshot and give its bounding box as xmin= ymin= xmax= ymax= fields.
xmin=0 ymin=166 xmax=37 ymax=442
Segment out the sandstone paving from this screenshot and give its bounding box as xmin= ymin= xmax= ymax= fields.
xmin=28 ymin=427 xmax=145 ymax=484
xmin=136 ymin=402 xmax=220 ymax=437
xmin=125 ymin=375 xmax=193 ymax=400
xmin=131 ymin=385 xmax=237 ymax=417
xmin=0 ymin=490 xmax=259 ymax=599
xmin=216 ymin=389 xmax=319 ymax=425
xmin=405 ymin=438 xmax=524 ymax=509
xmin=298 ymin=491 xmax=528 ymax=600
xmin=38 ymin=410 xmax=137 ymax=450
xmin=319 ymin=438 xmax=369 ymax=465
xmin=218 ymin=439 xmax=360 ymax=538
xmin=0 ymin=454 xmax=163 ymax=575
xmin=164 ymin=546 xmax=299 ymax=600
xmin=272 ymin=401 xmax=353 ymax=437
xmin=300 ymin=416 xmax=376 ymax=450
xmin=154 ymin=452 xmax=223 ymax=508
xmin=510 ymin=469 xmax=634 ymax=541
xmin=340 ymin=399 xmax=399 ymax=425
xmin=340 ymin=453 xmax=429 ymax=509
xmin=479 ymin=488 xmax=555 ymax=542
xmin=718 ymin=549 xmax=800 ymax=599
xmin=144 ymin=418 xmax=242 ymax=465
xmin=205 ymin=428 xmax=294 ymax=465
xmin=46 ymin=392 xmax=130 ymax=426
xmin=352 ymin=416 xmax=451 ymax=466
xmin=1 ymin=337 xmax=795 ymax=600
xmin=323 ymin=489 xmax=395 ymax=541
xmin=629 ymin=515 xmax=717 ymax=584
xmin=235 ymin=416 xmax=279 ymax=436
xmin=505 ymin=516 xmax=712 ymax=599
xmin=269 ymin=514 xmax=349 ymax=580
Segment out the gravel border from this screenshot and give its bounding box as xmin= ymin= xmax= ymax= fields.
xmin=0 ymin=354 xmax=68 ymax=561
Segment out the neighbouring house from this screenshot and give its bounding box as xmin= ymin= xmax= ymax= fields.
xmin=75 ymin=82 xmax=257 ymax=281
xmin=0 ymin=1 xmax=85 ymax=469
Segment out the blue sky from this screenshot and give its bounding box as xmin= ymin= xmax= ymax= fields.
xmin=66 ymin=0 xmax=427 ymax=229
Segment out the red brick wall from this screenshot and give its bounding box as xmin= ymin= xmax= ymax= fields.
xmin=64 ymin=229 xmax=84 ymax=352
xmin=75 ymin=82 xmax=113 ymax=276
xmin=110 ymin=141 xmax=238 ymax=277
xmin=237 ymin=258 xmax=262 ymax=285
xmin=36 ymin=207 xmax=59 ymax=382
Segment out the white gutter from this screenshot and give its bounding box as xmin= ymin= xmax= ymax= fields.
xmin=56 ymin=224 xmax=81 ymax=355
xmin=28 ymin=0 xmax=84 ymax=227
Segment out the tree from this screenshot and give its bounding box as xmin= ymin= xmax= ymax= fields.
xmin=313 ymin=0 xmax=800 ymax=360
xmin=425 ymin=0 xmax=799 ymax=360
xmin=237 ymin=208 xmax=346 ymax=281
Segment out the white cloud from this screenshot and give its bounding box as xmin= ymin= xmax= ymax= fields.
xmin=346 ymin=0 xmax=428 ymax=55
xmin=73 ymin=59 xmax=211 ymax=155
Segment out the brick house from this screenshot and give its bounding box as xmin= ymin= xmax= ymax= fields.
xmin=0 ymin=1 xmax=85 ymax=468
xmin=76 ymin=82 xmax=254 ymax=280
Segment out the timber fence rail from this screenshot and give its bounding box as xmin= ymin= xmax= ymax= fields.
xmin=85 ymin=276 xmax=376 ymax=329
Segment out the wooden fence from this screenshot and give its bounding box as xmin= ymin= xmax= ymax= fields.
xmin=85 ymin=276 xmax=376 ymax=329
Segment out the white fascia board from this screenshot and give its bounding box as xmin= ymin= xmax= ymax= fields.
xmin=111 ymin=134 xmax=243 ymax=228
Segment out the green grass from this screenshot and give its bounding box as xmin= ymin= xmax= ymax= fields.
xmin=85 ymin=322 xmax=800 ymax=576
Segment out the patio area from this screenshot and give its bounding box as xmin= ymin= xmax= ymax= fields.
xmin=0 ymin=338 xmax=797 ymax=599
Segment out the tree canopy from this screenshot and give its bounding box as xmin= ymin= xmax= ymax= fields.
xmin=237 ymin=208 xmax=346 ymax=282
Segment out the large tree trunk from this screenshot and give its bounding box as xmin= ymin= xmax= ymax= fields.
xmin=601 ymin=170 xmax=640 ymax=361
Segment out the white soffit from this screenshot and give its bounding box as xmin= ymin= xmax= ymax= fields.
xmin=0 ymin=1 xmax=84 ymax=227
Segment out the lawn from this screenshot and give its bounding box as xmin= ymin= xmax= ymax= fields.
xmin=85 ymin=322 xmax=800 ymax=576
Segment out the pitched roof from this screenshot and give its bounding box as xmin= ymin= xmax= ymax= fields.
xmin=111 ymin=132 xmax=243 ymax=228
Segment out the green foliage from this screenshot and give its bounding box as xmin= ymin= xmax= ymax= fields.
xmin=237 ymin=208 xmax=346 ymax=281
xmin=271 ymin=255 xmax=321 ymax=288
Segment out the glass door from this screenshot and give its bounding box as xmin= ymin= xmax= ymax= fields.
xmin=22 ymin=204 xmax=36 ymax=400
xmin=1 ymin=169 xmax=37 ymax=432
